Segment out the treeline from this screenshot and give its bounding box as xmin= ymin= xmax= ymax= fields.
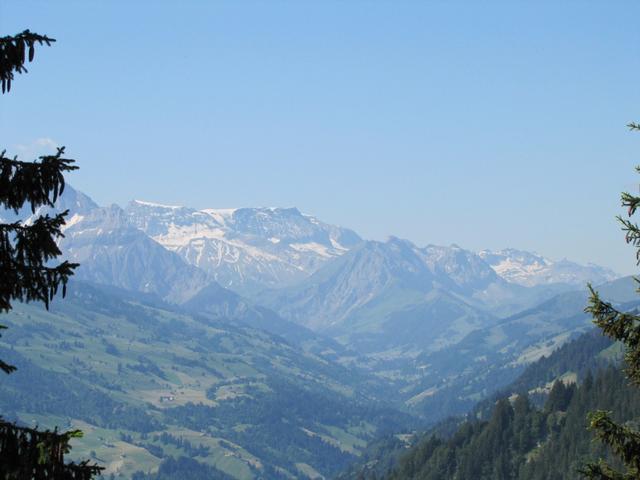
xmin=340 ymin=328 xmax=618 ymax=480
xmin=131 ymin=457 xmax=235 ymax=480
xmin=384 ymin=366 xmax=639 ymax=479
xmin=0 ymin=348 xmax=159 ymax=432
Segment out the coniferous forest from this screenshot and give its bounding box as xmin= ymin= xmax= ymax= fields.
xmin=385 ymin=343 xmax=639 ymax=480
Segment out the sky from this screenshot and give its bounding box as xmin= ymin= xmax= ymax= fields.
xmin=1 ymin=1 xmax=639 ymax=273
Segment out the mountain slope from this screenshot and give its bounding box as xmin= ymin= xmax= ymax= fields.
xmin=61 ymin=204 xmax=211 ymax=303
xmin=379 ymin=324 xmax=633 ymax=480
xmin=0 ymin=282 xmax=411 ymax=479
xmin=340 ymin=326 xmax=626 ymax=480
xmin=258 ymin=238 xmax=517 ymax=357
xmin=400 ymin=276 xmax=639 ymax=421
xmin=385 ymin=365 xmax=639 ymax=480
xmin=181 ymin=281 xmax=357 ymax=360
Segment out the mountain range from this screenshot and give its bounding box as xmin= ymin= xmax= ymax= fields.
xmin=40 ymin=186 xmax=617 ymax=357
xmin=1 ymin=185 xmax=628 ymax=479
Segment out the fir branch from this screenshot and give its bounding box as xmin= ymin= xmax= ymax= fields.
xmin=580 ymin=460 xmax=631 ymax=480
xmin=0 ymin=30 xmax=55 ymax=93
xmin=585 ymin=285 xmax=640 ymax=385
xmin=0 ymin=261 xmax=79 ymax=312
xmin=616 ymin=217 xmax=640 ymax=264
xmin=0 ymin=147 xmax=77 ymax=213
xmin=621 ymin=192 xmax=640 ymax=217
xmin=0 ymin=359 xmax=16 ymax=375
xmin=0 ymin=419 xmax=103 ymax=478
xmin=587 ymin=411 xmax=640 ymax=474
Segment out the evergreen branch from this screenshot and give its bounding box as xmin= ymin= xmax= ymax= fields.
xmin=0 ymin=210 xmax=70 ymax=236
xmin=0 ymin=419 xmax=103 ymax=478
xmin=0 ymin=325 xmax=14 ymax=373
xmin=0 ymin=30 xmax=55 ymax=93
xmin=0 ymin=359 xmax=16 ymax=375
xmin=585 ymin=410 xmax=640 ymax=476
xmin=0 ymin=261 xmax=79 ymax=312
xmin=585 ymin=285 xmax=640 ymax=346
xmin=617 ymin=216 xmax=640 ymax=264
xmin=0 ymin=147 xmax=77 ymax=213
xmin=0 ymin=31 xmax=54 ymax=47
xmin=585 ymin=285 xmax=640 ymax=384
xmin=621 ymin=192 xmax=640 ymax=217
xmin=580 ymin=459 xmax=631 ymax=479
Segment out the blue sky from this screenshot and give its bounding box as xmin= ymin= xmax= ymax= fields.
xmin=2 ymin=1 xmax=639 ymax=273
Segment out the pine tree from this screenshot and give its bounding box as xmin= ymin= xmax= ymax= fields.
xmin=581 ymin=122 xmax=640 ymax=479
xmin=0 ymin=30 xmax=102 ymax=479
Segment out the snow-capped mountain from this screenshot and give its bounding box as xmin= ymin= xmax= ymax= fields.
xmin=419 ymin=243 xmax=501 ymax=293
xmin=125 ymin=200 xmax=362 ymax=293
xmin=478 ymin=248 xmax=618 ymax=287
xmin=19 ymin=185 xmax=620 ymax=331
xmin=60 ymin=203 xmax=211 ymax=303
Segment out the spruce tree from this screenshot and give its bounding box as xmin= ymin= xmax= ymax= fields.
xmin=0 ymin=30 xmax=102 ymax=479
xmin=581 ymin=122 xmax=640 ymax=479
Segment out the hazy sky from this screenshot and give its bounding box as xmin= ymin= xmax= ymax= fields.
xmin=2 ymin=1 xmax=639 ymax=273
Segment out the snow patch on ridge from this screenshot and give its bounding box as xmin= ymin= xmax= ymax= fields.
xmin=133 ymin=199 xmax=183 ymax=209
xmin=478 ymin=248 xmax=618 ymax=287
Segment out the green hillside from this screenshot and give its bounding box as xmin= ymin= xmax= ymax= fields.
xmin=0 ymin=282 xmax=411 ymax=479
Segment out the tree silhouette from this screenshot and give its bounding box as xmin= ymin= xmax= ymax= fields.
xmin=0 ymin=30 xmax=102 ymax=479
xmin=582 ymin=122 xmax=640 ymax=479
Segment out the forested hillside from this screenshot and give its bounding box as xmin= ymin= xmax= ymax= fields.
xmin=341 ymin=329 xmax=629 ymax=479
xmin=388 ymin=366 xmax=640 ymax=479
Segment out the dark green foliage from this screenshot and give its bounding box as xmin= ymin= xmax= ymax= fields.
xmin=163 ymin=375 xmax=409 ymax=476
xmin=545 ymin=379 xmax=575 ymax=413
xmin=581 ymin=124 xmax=640 ymax=479
xmin=380 ymin=366 xmax=640 ymax=480
xmin=152 ymin=432 xmax=210 ymax=457
xmin=0 ymin=29 xmax=100 ymax=479
xmin=512 ymin=329 xmax=615 ymax=397
xmin=0 ymin=348 xmax=160 ymax=432
xmin=0 ymin=148 xmax=79 ymax=315
xmin=0 ymin=30 xmax=55 ymax=93
xmin=0 ymin=420 xmax=101 ymax=480
xmin=520 ymin=367 xmax=640 ymax=479
xmin=131 ymin=456 xmax=235 ymax=480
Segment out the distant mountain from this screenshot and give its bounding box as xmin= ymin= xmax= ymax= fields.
xmin=125 ymin=200 xmax=362 ymax=294
xmin=478 ymin=248 xmax=618 ymax=287
xmin=45 ymin=188 xmax=358 ymax=354
xmin=19 ymin=185 xmax=623 ymax=365
xmin=258 ymin=238 xmax=505 ymax=356
xmin=60 ymin=203 xmax=211 ymax=303
xmin=181 ymin=281 xmax=356 ymax=360
xmin=401 ymin=275 xmax=639 ymax=421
